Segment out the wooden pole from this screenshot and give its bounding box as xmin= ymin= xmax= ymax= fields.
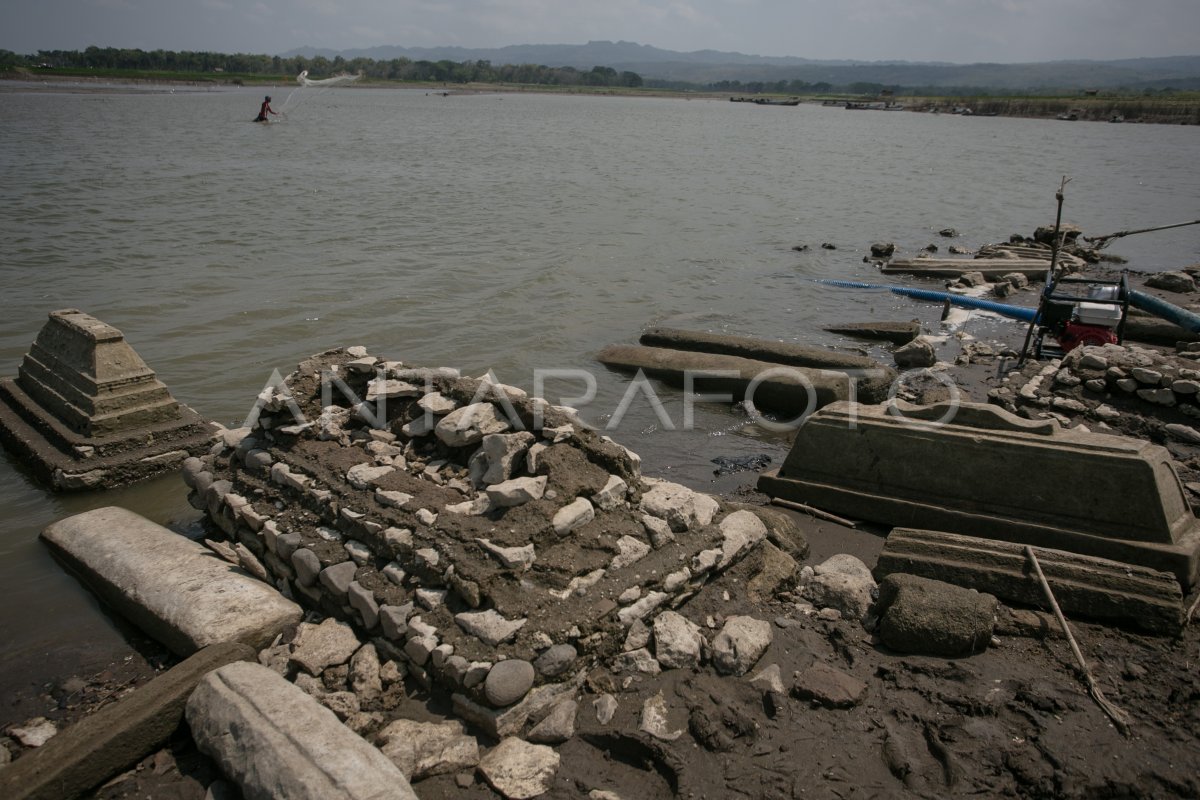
xmin=1024 ymin=545 xmax=1132 ymax=736
xmin=769 ymin=498 xmax=858 ymax=528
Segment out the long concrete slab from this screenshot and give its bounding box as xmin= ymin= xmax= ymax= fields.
xmin=597 ymin=344 xmax=863 ymax=415
xmin=876 ymin=528 xmax=1185 ymax=635
xmin=638 ymin=327 xmax=895 ymax=404
xmin=0 ymin=642 xmax=254 ymax=800
xmin=186 ymin=661 xmax=419 ymax=800
xmin=42 ymin=507 xmax=303 ymax=656
xmin=881 ymin=258 xmax=1053 ymax=279
xmin=758 ymin=401 xmax=1200 ymax=588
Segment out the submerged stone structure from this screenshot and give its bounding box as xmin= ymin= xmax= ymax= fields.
xmin=0 ymin=309 xmax=215 ymax=490
xmin=758 ymin=399 xmax=1200 ymax=589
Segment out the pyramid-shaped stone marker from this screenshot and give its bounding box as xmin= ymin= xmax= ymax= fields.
xmin=0 ymin=309 xmax=214 ymax=490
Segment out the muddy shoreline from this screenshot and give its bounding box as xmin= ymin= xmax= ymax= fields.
xmin=4 ymin=260 xmax=1200 ymax=798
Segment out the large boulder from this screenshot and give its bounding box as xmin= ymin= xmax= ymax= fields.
xmin=875 ymin=573 xmax=998 ymax=657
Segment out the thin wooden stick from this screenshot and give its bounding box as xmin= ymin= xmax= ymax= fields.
xmin=1185 ymin=592 xmax=1200 ymax=626
xmin=1025 ymin=545 xmax=1132 ymax=736
xmin=769 ymin=498 xmax=858 ymax=528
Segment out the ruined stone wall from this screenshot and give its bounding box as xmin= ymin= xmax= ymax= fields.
xmin=991 ymin=342 xmax=1200 ymax=437
xmin=185 ymin=347 xmax=801 ymax=747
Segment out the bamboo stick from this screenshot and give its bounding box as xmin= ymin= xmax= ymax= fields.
xmin=1024 ymin=545 xmax=1132 ymax=736
xmin=769 ymin=498 xmax=858 ymax=528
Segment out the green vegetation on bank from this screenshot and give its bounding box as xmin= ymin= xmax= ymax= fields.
xmin=2 ymin=46 xmax=1195 ymax=122
xmin=0 ymin=47 xmax=644 ymax=89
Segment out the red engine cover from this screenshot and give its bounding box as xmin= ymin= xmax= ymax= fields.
xmin=1056 ymin=323 xmax=1118 ymax=353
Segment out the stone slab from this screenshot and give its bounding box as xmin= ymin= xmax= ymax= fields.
xmin=637 ymin=327 xmax=895 ymax=402
xmin=881 ymin=257 xmax=1063 ymax=279
xmin=758 ymin=400 xmax=1200 ymax=588
xmin=186 ymin=661 xmax=418 ymax=800
xmin=823 ymin=321 xmax=921 ymax=345
xmin=877 ymin=528 xmax=1185 ymax=635
xmin=0 ymin=643 xmax=254 ymax=800
xmin=596 ymin=344 xmax=861 ymax=415
xmin=41 ymin=507 xmax=303 ymax=655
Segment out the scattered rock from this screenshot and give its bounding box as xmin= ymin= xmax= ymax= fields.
xmin=593 ymin=693 xmax=618 ymax=725
xmin=1146 ymin=271 xmax=1197 ymax=293
xmin=610 ymin=535 xmax=651 ymax=570
xmin=533 ymin=644 xmax=578 ymax=678
xmin=377 ymin=718 xmax=480 ymax=780
xmin=712 ymin=616 xmax=772 ymax=676
xmin=802 ymin=554 xmax=877 ymax=621
xmin=792 ymin=662 xmax=868 ymax=708
xmin=640 ymin=481 xmax=719 ymax=532
xmin=478 ymin=737 xmax=560 ymax=799
xmin=435 ymin=403 xmax=512 ymax=447
xmin=893 ymin=337 xmax=937 ymax=368
xmin=8 ymin=717 xmax=57 ymax=748
xmin=456 ymin=609 xmax=527 ymax=647
xmin=718 ymin=509 xmax=769 ymax=568
xmin=653 ymin=611 xmax=705 ymax=670
xmin=527 ymin=699 xmax=578 ymax=744
xmin=487 ymin=476 xmax=548 ymax=507
xmin=290 ymin=618 xmax=362 ymax=675
xmin=639 ymin=691 xmax=683 ymax=740
xmin=552 ymin=497 xmax=595 ymax=535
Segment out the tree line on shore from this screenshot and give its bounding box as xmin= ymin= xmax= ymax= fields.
xmin=2 ymin=47 xmax=1193 ymax=99
xmin=0 ymin=46 xmax=644 ymax=88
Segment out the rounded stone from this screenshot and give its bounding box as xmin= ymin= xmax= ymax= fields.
xmin=484 ymin=659 xmax=535 ymax=707
xmin=533 ymin=644 xmax=577 ymax=678
xmin=243 ymin=449 xmax=274 ymax=473
xmin=181 ymin=457 xmax=205 ymax=488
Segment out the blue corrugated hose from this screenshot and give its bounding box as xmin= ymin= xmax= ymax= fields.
xmin=817 ymin=279 xmax=1039 ymax=322
xmin=1129 ymin=290 xmax=1200 ymax=333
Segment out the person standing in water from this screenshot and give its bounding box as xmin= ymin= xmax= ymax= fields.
xmin=255 ymin=95 xmax=278 ymax=123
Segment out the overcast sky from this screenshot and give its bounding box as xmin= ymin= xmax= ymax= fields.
xmin=3 ymin=0 xmax=1198 ymax=64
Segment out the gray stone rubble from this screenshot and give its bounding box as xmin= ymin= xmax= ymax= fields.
xmin=184 ymin=347 xmax=821 ymax=795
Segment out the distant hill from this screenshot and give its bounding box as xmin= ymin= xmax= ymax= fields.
xmin=282 ymin=41 xmax=1200 ymax=90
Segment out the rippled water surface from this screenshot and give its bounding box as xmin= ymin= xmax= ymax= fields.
xmin=1 ymin=83 xmax=1198 ymax=695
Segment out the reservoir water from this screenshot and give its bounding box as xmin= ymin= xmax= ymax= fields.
xmin=1 ymin=82 xmax=1198 ymax=710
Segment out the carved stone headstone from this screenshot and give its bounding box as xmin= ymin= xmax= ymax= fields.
xmin=758 ymin=400 xmax=1200 ymax=590
xmin=0 ymin=309 xmax=214 ymax=490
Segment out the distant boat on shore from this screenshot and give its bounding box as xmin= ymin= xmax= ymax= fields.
xmin=845 ymin=101 xmax=906 ymax=111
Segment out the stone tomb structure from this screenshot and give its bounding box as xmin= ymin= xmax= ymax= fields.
xmin=186 ymin=347 xmax=801 ymax=746
xmin=758 ymin=399 xmax=1200 ymax=590
xmin=0 ymin=309 xmax=214 ymax=490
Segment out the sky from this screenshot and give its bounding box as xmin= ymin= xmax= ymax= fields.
xmin=2 ymin=0 xmax=1198 ymax=64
